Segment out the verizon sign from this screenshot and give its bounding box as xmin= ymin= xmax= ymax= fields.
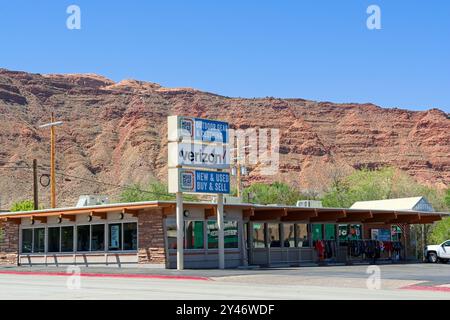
xmin=168 ymin=142 xmax=230 ymax=170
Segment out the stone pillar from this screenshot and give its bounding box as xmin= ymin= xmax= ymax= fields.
xmin=0 ymin=220 xmax=19 ymax=265
xmin=137 ymin=209 xmax=166 ymax=267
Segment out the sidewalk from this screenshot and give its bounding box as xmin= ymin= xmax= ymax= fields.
xmin=0 ymin=265 xmax=256 ymax=279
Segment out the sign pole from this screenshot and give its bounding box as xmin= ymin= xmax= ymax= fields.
xmin=217 ymin=193 xmax=225 ymax=269
xmin=176 ymin=192 xmax=184 ymax=270
xmin=168 ymin=116 xmax=230 ymax=270
xmin=32 ymin=159 xmax=39 ymax=210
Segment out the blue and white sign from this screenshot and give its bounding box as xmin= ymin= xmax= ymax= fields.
xmin=169 ymin=168 xmax=230 ymax=194
xmin=168 ymin=116 xmax=229 ymax=144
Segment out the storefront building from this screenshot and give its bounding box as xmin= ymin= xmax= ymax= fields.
xmin=0 ymin=201 xmax=447 ymax=268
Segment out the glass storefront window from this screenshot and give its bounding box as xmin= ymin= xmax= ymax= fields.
xmin=339 ymin=224 xmax=362 ymax=244
xmin=108 ymin=224 xmax=122 ymax=251
xmin=185 ymin=221 xmax=204 ymax=249
xmin=338 ymin=224 xmax=349 ymax=243
xmin=21 ymin=222 xmax=136 ymax=254
xmin=312 ymin=224 xmax=323 ymax=241
xmin=61 ymin=226 xmax=74 ymax=252
xmin=252 ymin=223 xmax=265 ymax=248
xmin=33 ymin=228 xmax=45 ymax=253
xmin=166 ymin=220 xmax=177 ymax=249
xmin=283 ymin=224 xmax=295 ymax=248
xmin=21 ymin=229 xmax=33 ymax=253
xmin=348 ymin=224 xmax=361 ymax=240
xmin=91 ymin=224 xmax=105 ymax=251
xmin=295 ymin=224 xmax=309 ymax=247
xmin=324 ymin=224 xmax=336 ymax=240
xmin=77 ymin=225 xmax=90 ymax=252
xmin=391 ymin=226 xmax=402 ymax=241
xmin=48 ymin=227 xmax=60 ymax=253
xmin=207 ymin=220 xmax=239 ymax=249
xmin=123 ymin=223 xmax=138 ymax=250
xmin=268 ymin=223 xmax=281 ymax=248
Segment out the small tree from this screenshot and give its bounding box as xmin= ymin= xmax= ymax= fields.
xmin=445 ymin=189 xmax=450 ymax=209
xmin=321 ymin=167 xmax=446 ymax=211
xmin=10 ymin=200 xmax=35 ymax=212
xmin=242 ymin=182 xmax=305 ymax=205
xmin=429 ymin=217 xmax=450 ymax=244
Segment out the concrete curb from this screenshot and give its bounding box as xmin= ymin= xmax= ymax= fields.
xmin=401 ymin=285 xmax=450 ymax=293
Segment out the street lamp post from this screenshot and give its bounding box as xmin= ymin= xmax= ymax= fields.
xmin=39 ymin=113 xmax=63 ymax=208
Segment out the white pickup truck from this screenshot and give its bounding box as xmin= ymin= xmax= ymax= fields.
xmin=424 ymin=240 xmax=450 ymax=263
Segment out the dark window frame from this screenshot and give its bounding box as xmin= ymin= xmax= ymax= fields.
xmin=76 ymin=224 xmax=91 ymax=252
xmin=33 ymin=228 xmax=45 ymax=253
xmin=21 ymin=228 xmax=33 ymax=254
xmin=90 ymin=224 xmax=106 ymax=252
xmin=47 ymin=227 xmax=61 ymax=253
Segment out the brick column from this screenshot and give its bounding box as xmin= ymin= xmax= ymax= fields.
xmin=138 ymin=208 xmax=166 ymax=266
xmin=0 ymin=220 xmax=19 ymax=265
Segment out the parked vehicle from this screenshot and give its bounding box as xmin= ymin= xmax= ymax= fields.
xmin=424 ymin=240 xmax=450 ymax=263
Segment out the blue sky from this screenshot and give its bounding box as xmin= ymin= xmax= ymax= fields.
xmin=0 ymin=1 xmax=449 ymax=112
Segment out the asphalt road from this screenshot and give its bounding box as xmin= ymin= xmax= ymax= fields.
xmin=0 ymin=264 xmax=449 ymax=300
xmin=2 ymin=263 xmax=449 ymax=283
xmin=0 ymin=273 xmax=448 ymax=300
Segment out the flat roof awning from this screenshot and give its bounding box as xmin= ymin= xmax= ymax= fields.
xmin=0 ymin=201 xmax=447 ymax=225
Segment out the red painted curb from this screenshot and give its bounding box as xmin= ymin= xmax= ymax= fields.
xmin=0 ymin=270 xmax=210 ymax=281
xmin=401 ymin=285 xmax=450 ymax=293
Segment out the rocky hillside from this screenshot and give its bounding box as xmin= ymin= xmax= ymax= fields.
xmin=0 ymin=68 xmax=448 ymax=208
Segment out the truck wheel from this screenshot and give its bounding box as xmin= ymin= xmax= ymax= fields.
xmin=428 ymin=252 xmax=438 ymax=263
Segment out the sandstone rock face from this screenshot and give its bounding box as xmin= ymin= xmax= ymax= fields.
xmin=0 ymin=68 xmax=448 ymax=208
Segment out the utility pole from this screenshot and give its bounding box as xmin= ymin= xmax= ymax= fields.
xmin=39 ymin=113 xmax=63 ymax=208
xmin=232 ymin=143 xmax=250 ymax=199
xmin=236 ymin=139 xmax=242 ymax=198
xmin=236 ymin=161 xmax=242 ymax=198
xmin=33 ymin=159 xmax=38 ymax=210
xmin=50 ymin=113 xmax=56 ymax=209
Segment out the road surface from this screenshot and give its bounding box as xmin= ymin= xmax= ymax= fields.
xmin=0 ymin=265 xmax=450 ymax=300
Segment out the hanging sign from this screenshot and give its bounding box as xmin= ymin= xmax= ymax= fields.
xmin=168 ymin=115 xmax=229 ymax=144
xmin=168 ymin=168 xmax=230 ymax=194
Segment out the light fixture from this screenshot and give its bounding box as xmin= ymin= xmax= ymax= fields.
xmin=120 ymin=212 xmax=124 ymax=220
xmin=57 ymin=216 xmax=62 ymax=224
xmin=183 ymin=210 xmax=190 ymax=218
xmin=88 ymin=215 xmax=93 ymax=222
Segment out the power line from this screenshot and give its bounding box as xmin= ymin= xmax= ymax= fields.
xmin=38 ymin=166 xmax=172 ymax=198
xmin=0 ymin=160 xmax=177 ymax=199
xmin=52 ymin=171 xmax=174 ymax=198
xmin=0 ymin=161 xmax=30 ymax=164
